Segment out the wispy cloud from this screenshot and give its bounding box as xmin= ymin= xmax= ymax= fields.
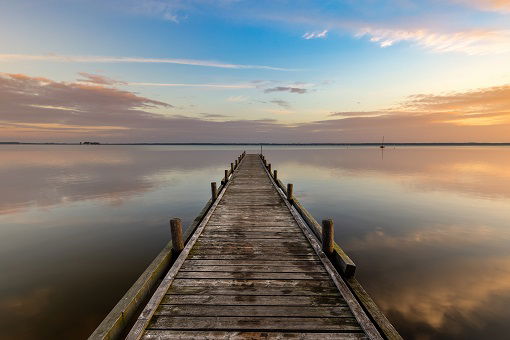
xmin=302 ymin=30 xmax=328 ymax=40
xmin=129 ymin=82 xmax=254 ymax=88
xmin=226 ymin=95 xmax=248 ymax=102
xmin=270 ymin=99 xmax=291 ymax=108
xmin=264 ymin=86 xmax=307 ymax=94
xmin=0 ymin=54 xmax=291 ymax=71
xmin=2 ymin=72 xmax=510 ymax=142
xmin=77 ymin=72 xmax=126 ymax=85
xmin=357 ymin=27 xmax=510 ymax=55
xmin=199 ymin=113 xmax=230 ymax=118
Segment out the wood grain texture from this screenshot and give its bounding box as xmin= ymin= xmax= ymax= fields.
xmin=128 ymin=154 xmax=383 ymax=339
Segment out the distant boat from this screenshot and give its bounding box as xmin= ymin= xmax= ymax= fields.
xmin=380 ymin=136 xmax=385 ymax=149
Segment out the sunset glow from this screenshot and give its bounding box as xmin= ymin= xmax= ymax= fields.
xmin=1 ymin=0 xmax=510 ymax=142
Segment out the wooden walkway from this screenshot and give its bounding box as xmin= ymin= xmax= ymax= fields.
xmin=125 ymin=154 xmax=383 ymax=339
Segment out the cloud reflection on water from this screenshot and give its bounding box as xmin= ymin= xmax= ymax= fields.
xmin=1 ymin=145 xmax=510 ymax=339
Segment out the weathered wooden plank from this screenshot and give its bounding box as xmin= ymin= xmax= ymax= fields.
xmin=161 ymin=294 xmax=345 ymax=306
xmin=175 ymin=271 xmax=329 ymax=280
xmin=195 ymin=240 xmax=312 ymax=248
xmin=179 ymin=265 xmax=327 ymax=273
xmin=187 ymin=254 xmax=319 ymax=261
xmin=170 ymin=279 xmax=336 ymax=289
xmin=191 ymin=248 xmax=315 ymax=255
xmin=206 ymin=222 xmax=299 ymax=227
xmin=142 ymin=330 xmax=368 ymax=339
xmin=147 ymin=316 xmax=362 ymax=331
xmin=166 ymin=285 xmax=341 ymax=297
xmin=202 ymin=231 xmax=306 ymax=241
xmin=182 ymin=259 xmax=323 ymax=266
xmin=154 ymin=305 xmax=353 ymax=317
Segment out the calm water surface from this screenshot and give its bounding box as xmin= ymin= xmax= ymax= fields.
xmin=1 ymin=145 xmax=509 ymax=339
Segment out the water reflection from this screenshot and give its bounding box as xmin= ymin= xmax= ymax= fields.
xmin=1 ymin=145 xmax=509 ymax=339
xmin=264 ymin=146 xmax=510 ymax=339
xmin=0 ymin=145 xmax=247 ymax=339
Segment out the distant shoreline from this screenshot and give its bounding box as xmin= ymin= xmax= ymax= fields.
xmin=2 ymin=142 xmax=510 ymax=146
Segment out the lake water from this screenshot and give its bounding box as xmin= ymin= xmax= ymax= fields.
xmin=1 ymin=145 xmax=509 ymax=339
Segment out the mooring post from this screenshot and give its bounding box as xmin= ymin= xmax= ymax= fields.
xmin=287 ymin=183 xmax=293 ymax=202
xmin=170 ymin=218 xmax=184 ymax=254
xmin=231 ymin=162 xmax=234 ymax=173
xmin=274 ymin=169 xmax=278 ymax=180
xmin=224 ymin=169 xmax=229 ymax=184
xmin=322 ymin=219 xmax=334 ymax=255
xmin=211 ymin=182 xmax=217 ymax=201
xmin=268 ymin=163 xmax=271 ymax=173
xmin=235 ymin=159 xmax=238 ymax=168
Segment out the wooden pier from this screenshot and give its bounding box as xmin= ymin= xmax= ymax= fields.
xmin=90 ymin=153 xmax=401 ymax=340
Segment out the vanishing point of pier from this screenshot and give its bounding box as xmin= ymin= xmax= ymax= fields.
xmin=90 ymin=153 xmax=401 ymax=339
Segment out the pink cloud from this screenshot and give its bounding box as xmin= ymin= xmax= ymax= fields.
xmin=1 ymin=73 xmax=510 ymax=143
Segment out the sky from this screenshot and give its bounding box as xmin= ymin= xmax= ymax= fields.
xmin=1 ymin=0 xmax=510 ymax=143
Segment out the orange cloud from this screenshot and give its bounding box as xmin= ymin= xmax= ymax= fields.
xmin=1 ymin=72 xmax=510 ymax=142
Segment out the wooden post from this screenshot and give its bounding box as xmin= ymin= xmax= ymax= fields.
xmin=235 ymin=159 xmax=238 ymax=168
xmin=268 ymin=163 xmax=271 ymax=173
xmin=274 ymin=170 xmax=277 ymax=180
xmin=170 ymin=218 xmax=184 ymax=253
xmin=287 ymin=183 xmax=293 ymax=202
xmin=211 ymin=182 xmax=217 ymax=201
xmin=322 ymin=219 xmax=334 ymax=255
xmin=231 ymin=162 xmax=234 ymax=173
xmin=224 ymin=169 xmax=229 ymax=183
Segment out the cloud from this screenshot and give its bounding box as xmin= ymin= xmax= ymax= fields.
xmin=2 ymin=72 xmax=510 ymax=143
xmin=357 ymin=27 xmax=510 ymax=55
xmin=129 ymin=82 xmax=254 ymax=89
xmin=0 ymin=54 xmax=291 ymax=71
xmin=270 ymin=99 xmax=291 ymax=108
xmin=264 ymin=86 xmax=308 ymax=94
xmin=226 ymin=95 xmax=248 ymax=102
xmin=199 ymin=113 xmax=230 ymax=118
xmin=77 ymin=72 xmax=126 ymax=85
xmin=302 ymin=29 xmax=328 ymax=39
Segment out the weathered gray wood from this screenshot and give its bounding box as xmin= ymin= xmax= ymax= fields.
xmin=154 ymin=305 xmax=352 ymax=317
xmin=322 ymin=219 xmax=334 ymax=255
xmin=122 ymin=154 xmax=391 ymax=339
xmin=211 ymin=182 xmax=217 ymax=201
xmin=292 ymin=199 xmax=356 ymax=278
xmin=170 ymin=218 xmax=184 ymax=253
xmin=170 ymin=278 xmax=337 ymax=289
xmin=182 ymin=259 xmax=323 ymax=266
xmin=187 ymin=254 xmax=319 ymax=261
xmin=346 ymin=277 xmax=403 ymax=340
xmin=142 ymin=330 xmax=368 ymax=340
xmin=175 ymin=271 xmax=330 ymax=280
xmin=147 ymin=316 xmax=362 ymax=331
xmin=160 ymin=295 xmax=345 ymax=307
xmin=126 ymin=156 xmax=243 ymax=340
xmin=262 ymin=159 xmax=383 ymax=340
xmin=165 ymin=285 xmax=341 ymax=297
xmin=179 ymin=265 xmax=327 ymax=273
xmin=287 ymin=183 xmax=294 ymax=202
